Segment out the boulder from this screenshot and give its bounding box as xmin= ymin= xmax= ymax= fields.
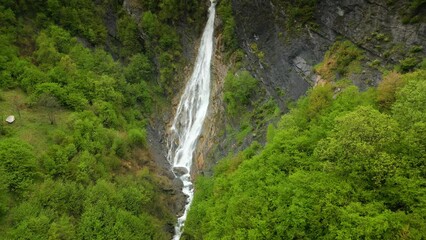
xmin=5 ymin=115 xmax=15 ymax=124
xmin=173 ymin=166 xmax=189 ymax=177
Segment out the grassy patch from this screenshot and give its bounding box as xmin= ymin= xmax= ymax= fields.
xmin=401 ymin=0 xmax=426 ymax=24
xmin=217 ymin=0 xmax=238 ymax=57
xmin=273 ymin=0 xmax=318 ymax=34
xmin=0 ymin=89 xmax=70 ymax=153
xmin=314 ymin=40 xmax=364 ymax=81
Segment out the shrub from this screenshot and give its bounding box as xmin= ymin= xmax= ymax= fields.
xmin=306 ymin=83 xmax=333 ymax=119
xmin=117 ymin=13 xmax=142 ymax=58
xmin=397 ymin=57 xmax=420 ymax=73
xmin=0 ymin=139 xmax=37 ymax=194
xmin=218 ymin=0 xmax=238 ymax=55
xmin=128 ymin=128 xmax=147 ymax=147
xmin=315 ymin=40 xmax=363 ymax=81
xmin=377 ymin=71 xmax=405 ymax=110
xmin=125 ymin=54 xmax=154 ymax=83
xmin=112 ymin=136 xmax=129 ymax=158
xmin=401 ymin=0 xmax=426 ymax=24
xmin=223 ymin=71 xmax=258 ymax=115
xmin=279 ymin=0 xmax=318 ymax=33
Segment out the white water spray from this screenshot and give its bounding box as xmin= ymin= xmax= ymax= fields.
xmin=167 ymin=1 xmax=216 ymax=239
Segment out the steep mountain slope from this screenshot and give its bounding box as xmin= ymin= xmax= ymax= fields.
xmin=233 ymin=0 xmax=425 ymax=100
xmin=195 ymin=0 xmax=425 ymax=174
xmin=0 ymin=0 xmax=425 ymax=239
xmin=0 ymin=0 xmax=208 ymax=238
xmin=185 ymin=0 xmax=426 ymax=238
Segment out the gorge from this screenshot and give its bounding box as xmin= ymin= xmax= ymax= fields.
xmin=0 ymin=0 xmax=424 ymax=239
xmin=167 ymin=1 xmax=215 ymax=238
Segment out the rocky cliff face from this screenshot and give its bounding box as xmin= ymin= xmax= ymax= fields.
xmin=232 ymin=0 xmax=425 ymax=103
xmin=193 ymin=32 xmax=228 ymax=175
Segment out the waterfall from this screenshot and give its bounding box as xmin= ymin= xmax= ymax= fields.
xmin=167 ymin=1 xmax=216 ymax=239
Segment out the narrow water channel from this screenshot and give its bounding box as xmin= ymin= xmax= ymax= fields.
xmin=167 ymin=1 xmax=216 ymax=239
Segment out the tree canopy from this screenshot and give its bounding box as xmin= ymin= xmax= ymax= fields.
xmin=184 ymin=68 xmax=426 ymax=239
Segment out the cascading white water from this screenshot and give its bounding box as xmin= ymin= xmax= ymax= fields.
xmin=167 ymin=1 xmax=215 ymax=239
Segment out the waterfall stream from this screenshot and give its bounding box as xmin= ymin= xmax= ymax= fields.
xmin=167 ymin=1 xmax=216 ymax=239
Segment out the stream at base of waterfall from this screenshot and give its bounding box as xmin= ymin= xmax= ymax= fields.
xmin=167 ymin=1 xmax=216 ymax=240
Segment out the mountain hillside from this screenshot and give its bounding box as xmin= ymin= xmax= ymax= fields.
xmin=0 ymin=0 xmax=425 ymax=239
xmin=0 ymin=0 xmax=207 ymax=238
xmin=195 ymin=0 xmax=425 ymax=174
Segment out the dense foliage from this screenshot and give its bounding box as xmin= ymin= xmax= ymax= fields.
xmin=0 ymin=28 xmax=169 ymax=240
xmin=223 ymin=71 xmax=258 ymax=116
xmin=220 ymin=69 xmax=280 ymax=151
xmin=272 ymin=0 xmax=318 ymax=33
xmin=217 ymin=0 xmax=238 ymax=55
xmin=0 ymin=0 xmax=205 ymax=238
xmin=1 ymin=0 xmax=424 ymax=239
xmin=184 ymin=67 xmax=426 ymax=239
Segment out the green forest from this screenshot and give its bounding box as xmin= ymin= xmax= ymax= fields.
xmin=183 ymin=2 xmax=426 ymax=236
xmin=184 ymin=57 xmax=426 ymax=239
xmin=0 ymin=0 xmax=206 ymax=239
xmin=1 ymin=0 xmax=425 ymax=239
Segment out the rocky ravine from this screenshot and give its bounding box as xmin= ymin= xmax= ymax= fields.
xmin=122 ymin=0 xmax=426 ymax=225
xmin=119 ymin=0 xmax=212 ymax=223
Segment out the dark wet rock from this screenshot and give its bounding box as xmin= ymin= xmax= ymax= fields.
xmin=231 ymin=0 xmax=425 ymax=106
xmin=173 ymin=167 xmax=189 ymax=177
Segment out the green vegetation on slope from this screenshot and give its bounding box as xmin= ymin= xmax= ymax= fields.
xmin=0 ymin=26 xmax=171 ymax=239
xmin=219 ymin=69 xmax=280 ymax=154
xmin=0 ymin=1 xmax=206 ymax=238
xmin=184 ymin=66 xmax=426 ymax=239
xmin=271 ymin=0 xmax=318 ymax=34
xmin=217 ymin=0 xmax=238 ymax=56
xmin=399 ymin=0 xmax=426 ymax=24
xmin=314 ymin=40 xmax=364 ymax=81
xmin=223 ymin=71 xmax=258 ymax=116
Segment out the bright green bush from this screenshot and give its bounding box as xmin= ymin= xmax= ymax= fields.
xmin=218 ymin=0 xmax=238 ymax=54
xmin=0 ymin=139 xmax=37 ymax=194
xmin=125 ymin=53 xmax=155 ymax=83
xmin=223 ymin=71 xmax=258 ymax=115
xmin=128 ymin=128 xmax=147 ymax=147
